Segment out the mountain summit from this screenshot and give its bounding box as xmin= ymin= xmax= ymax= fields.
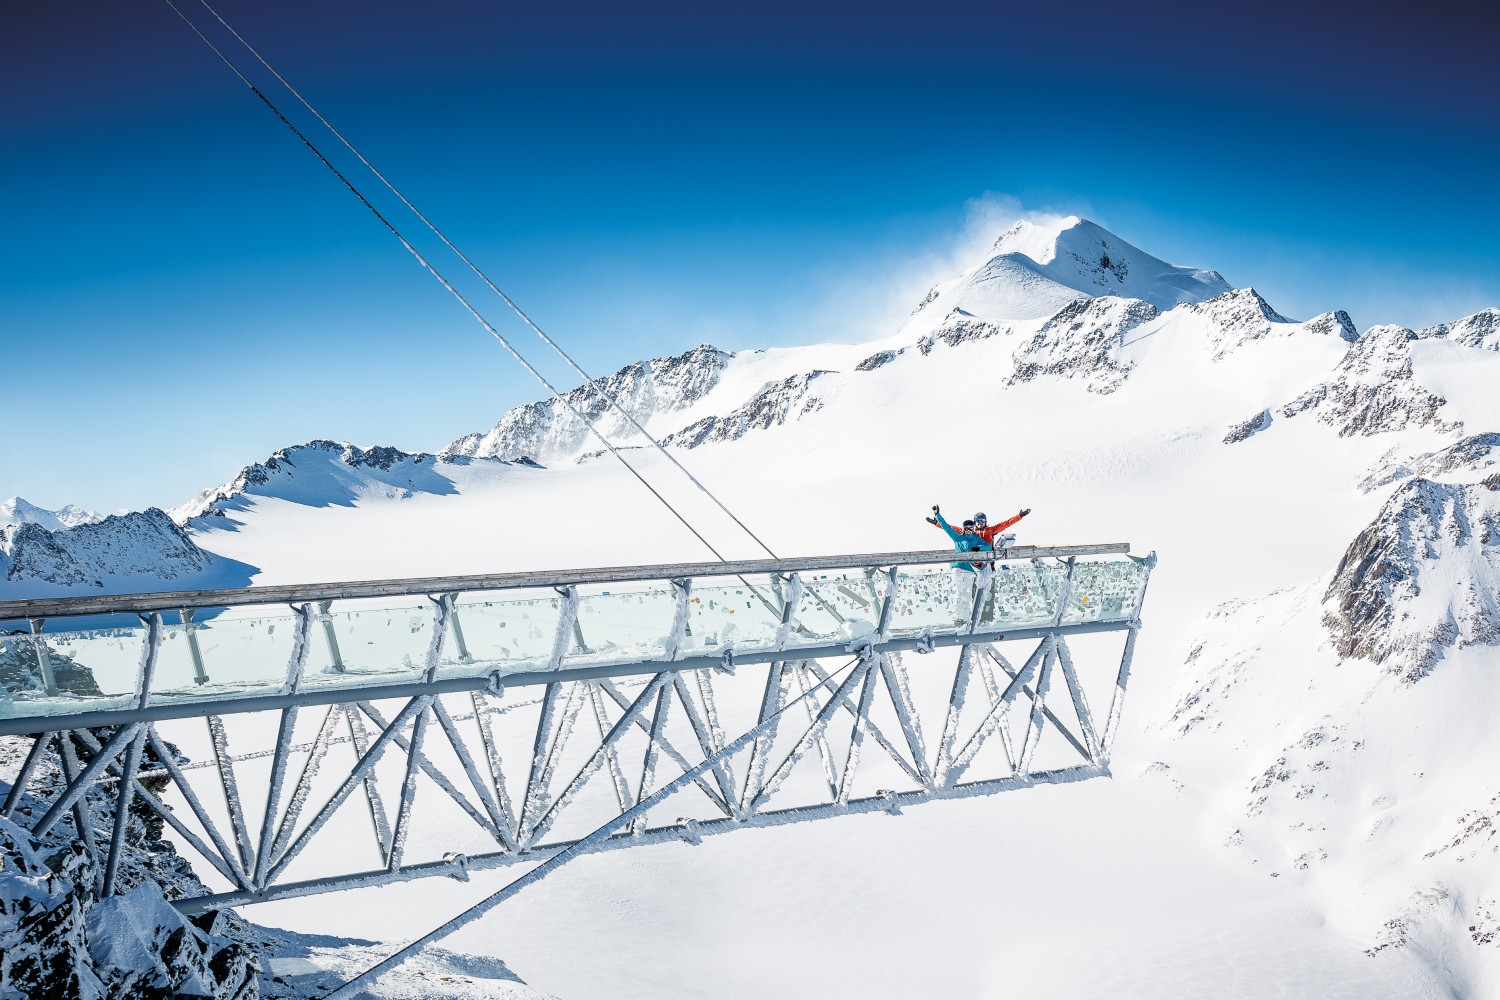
xmin=905 ymin=216 xmax=1231 ymax=327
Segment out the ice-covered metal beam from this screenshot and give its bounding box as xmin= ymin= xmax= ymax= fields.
xmin=172 ymin=763 xmax=1106 ymax=914
xmin=0 ymin=619 xmax=1132 ymax=738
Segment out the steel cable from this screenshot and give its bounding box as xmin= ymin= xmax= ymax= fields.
xmin=185 ymin=0 xmax=780 ymax=560
xmin=161 ymin=0 xmax=732 ymax=563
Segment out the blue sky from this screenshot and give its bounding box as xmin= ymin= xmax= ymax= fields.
xmin=3 ymin=0 xmax=1498 ymax=513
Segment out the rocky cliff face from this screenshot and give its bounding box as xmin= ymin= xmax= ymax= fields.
xmin=1281 ymin=324 xmax=1454 ymax=437
xmin=0 ymin=733 xmax=260 ymax=999
xmin=1180 ymin=287 xmax=1356 ymax=362
xmin=661 ymin=371 xmax=833 ymax=449
xmin=914 ymin=310 xmax=1010 ymax=356
xmin=1324 ymin=477 xmax=1500 ymax=682
xmin=1417 ymin=308 xmax=1500 ymax=350
xmin=1360 ymin=432 xmax=1500 ymax=493
xmin=1 ymin=510 xmax=213 ymax=591
xmin=442 ymin=345 xmax=730 ymax=463
xmin=1183 ymin=288 xmax=1294 ymax=360
xmin=1008 ymin=296 xmax=1159 ymax=394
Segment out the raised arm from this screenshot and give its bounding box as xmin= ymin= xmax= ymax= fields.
xmin=928 ymin=508 xmax=964 ymax=542
xmin=988 ymin=509 xmax=1028 ymax=535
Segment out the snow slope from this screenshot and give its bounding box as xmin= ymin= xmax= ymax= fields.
xmin=9 ymin=218 xmax=1500 ymax=998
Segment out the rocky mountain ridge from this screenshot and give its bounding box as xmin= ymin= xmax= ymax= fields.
xmin=441 ymin=345 xmax=730 ymax=464
xmin=0 ymin=509 xmax=232 ymax=594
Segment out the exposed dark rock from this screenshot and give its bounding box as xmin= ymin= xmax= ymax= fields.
xmin=1302 ymin=309 xmax=1360 ymax=343
xmin=1323 ymin=478 xmax=1500 ymax=682
xmin=916 ymin=311 xmax=1008 ymax=355
xmin=1224 ymin=410 xmax=1272 ymax=444
xmin=1182 ymin=288 xmax=1292 ymax=360
xmin=855 ymin=350 xmax=898 ymax=371
xmin=1359 ymin=433 xmax=1500 ymax=493
xmin=1417 ymin=308 xmax=1500 ymax=350
xmin=1281 ymin=325 xmax=1454 ymax=437
xmin=0 ymin=733 xmax=261 ymax=998
xmin=1008 ymin=296 xmax=1158 ymax=394
xmin=1 ymin=510 xmax=210 ymax=589
xmin=662 ymin=371 xmax=833 ymax=449
xmin=443 ymin=344 xmax=731 ymax=463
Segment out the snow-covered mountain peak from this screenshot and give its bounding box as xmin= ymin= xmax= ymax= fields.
xmin=0 ymin=508 xmax=249 ymax=595
xmin=907 ymin=217 xmax=1231 ymax=329
xmin=0 ymin=497 xmax=104 ymax=532
xmin=990 ymin=215 xmax=1080 ymax=264
xmin=1417 ymin=307 xmax=1500 ymax=350
xmin=168 ymin=439 xmax=503 ymax=527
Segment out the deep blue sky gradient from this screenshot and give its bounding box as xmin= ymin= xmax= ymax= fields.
xmin=4 ymin=1 xmax=1498 ymax=512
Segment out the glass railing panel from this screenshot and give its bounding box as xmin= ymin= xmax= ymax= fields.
xmin=978 ymin=559 xmax=1067 ymax=631
xmin=557 ymin=582 xmax=681 ymax=668
xmin=294 ymin=598 xmax=436 ymax=692
xmin=0 ymin=625 xmax=141 ymax=718
xmin=678 ymin=573 xmax=791 ymax=658
xmin=887 ymin=566 xmax=958 ymax=634
xmin=792 ymin=571 xmax=886 ymax=646
xmin=145 ymin=606 xmax=304 ymax=703
xmin=1059 ymin=559 xmax=1147 ymax=625
xmin=442 ymin=589 xmax=567 ymax=676
xmin=0 ymin=555 xmax=1145 ymax=720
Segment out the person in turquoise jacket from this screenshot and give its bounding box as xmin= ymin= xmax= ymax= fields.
xmin=926 ymin=506 xmax=992 ymax=620
xmin=926 ymin=506 xmax=993 ymax=570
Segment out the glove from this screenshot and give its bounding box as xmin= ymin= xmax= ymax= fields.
xmin=931 ymin=505 xmax=940 ymax=513
xmin=925 ymin=517 xmax=938 ymax=526
xmin=1019 ymin=508 xmax=1031 ymax=517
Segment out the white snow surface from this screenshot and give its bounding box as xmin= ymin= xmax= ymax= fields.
xmin=14 ymin=219 xmax=1500 ymax=998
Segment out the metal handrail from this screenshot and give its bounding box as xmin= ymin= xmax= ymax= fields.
xmin=0 ymin=543 xmax=1130 ymax=620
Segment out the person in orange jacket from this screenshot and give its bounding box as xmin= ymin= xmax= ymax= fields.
xmin=970 ymin=509 xmax=1030 ymax=547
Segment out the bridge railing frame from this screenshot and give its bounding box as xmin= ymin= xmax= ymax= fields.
xmin=0 ymin=545 xmax=1154 ymax=909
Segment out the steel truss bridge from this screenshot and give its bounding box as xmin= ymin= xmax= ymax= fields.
xmin=0 ymin=544 xmax=1153 ymax=921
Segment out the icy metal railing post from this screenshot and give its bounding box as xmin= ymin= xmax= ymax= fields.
xmin=739 ymin=572 xmax=804 ymax=812
xmin=182 ymin=608 xmax=210 ymax=685
xmin=1100 ymin=551 xmax=1157 ymax=763
xmin=386 ymin=595 xmax=454 ymax=872
xmin=548 ymin=586 xmax=581 ymax=669
xmin=835 ymin=567 xmax=900 ymax=805
xmin=317 ymin=599 xmax=346 ymax=673
xmin=664 ymin=578 xmax=693 ymax=661
xmin=26 ymin=618 xmax=59 ymax=697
